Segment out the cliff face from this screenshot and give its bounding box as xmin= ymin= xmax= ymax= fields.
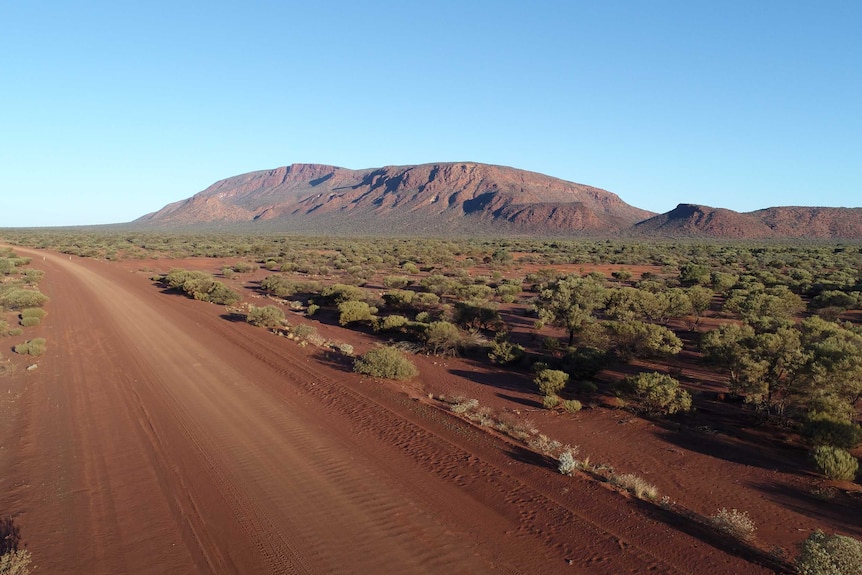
xmin=136 ymin=163 xmax=862 ymax=238
xmin=136 ymin=162 xmax=655 ymax=234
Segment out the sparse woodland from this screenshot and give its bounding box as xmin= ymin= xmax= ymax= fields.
xmin=3 ymin=230 xmax=862 ymax=572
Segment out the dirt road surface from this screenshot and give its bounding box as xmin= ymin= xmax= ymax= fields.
xmin=1 ymin=249 xmax=777 ymax=574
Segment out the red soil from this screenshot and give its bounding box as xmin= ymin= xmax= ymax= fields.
xmin=0 ymin=250 xmax=858 ymax=574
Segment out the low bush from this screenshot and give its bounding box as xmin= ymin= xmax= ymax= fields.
xmin=561 ymin=399 xmax=582 ymax=413
xmin=374 ymin=314 xmax=409 ymax=332
xmin=796 ymin=529 xmax=862 ymax=575
xmin=558 ymin=448 xmax=578 ymax=476
xmin=811 ymin=445 xmax=858 ymax=481
xmin=450 ymin=398 xmax=479 ymax=414
xmin=0 ymin=548 xmax=32 ymax=574
xmin=1 ymin=289 xmax=49 ymax=310
xmin=20 ymin=308 xmax=45 ymax=321
xmin=487 ymin=339 xmax=525 ymax=365
xmin=353 ymin=346 xmax=419 ymax=380
xmin=561 ymin=346 xmax=610 ymax=380
xmin=246 ymin=305 xmax=285 ymax=328
xmin=292 ymin=324 xmax=317 ymax=339
xmin=611 ymin=473 xmax=659 ymax=500
xmin=424 ymin=321 xmax=461 ymax=356
xmin=527 ymin=433 xmax=563 ymax=457
xmin=383 ymin=275 xmax=410 ymax=289
xmin=332 ymin=342 xmax=354 ymax=356
xmin=710 ymin=508 xmax=756 ymax=542
xmin=803 ymin=414 xmax=862 ymax=449
xmin=14 ymin=338 xmax=46 ymax=356
xmin=162 ymin=269 xmax=240 ymax=305
xmin=338 ymin=300 xmax=377 ymax=326
xmin=542 ymin=394 xmax=561 ymax=409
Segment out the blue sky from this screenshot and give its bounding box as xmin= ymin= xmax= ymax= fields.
xmin=1 ymin=1 xmax=859 ymax=227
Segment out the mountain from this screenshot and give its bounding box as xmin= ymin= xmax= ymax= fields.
xmin=136 ymin=162 xmax=654 ymax=235
xmin=136 ymin=162 xmax=862 ymax=239
xmin=632 ymin=204 xmax=862 ymax=239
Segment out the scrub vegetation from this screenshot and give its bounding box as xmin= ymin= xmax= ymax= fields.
xmin=3 ymin=229 xmax=861 ymax=568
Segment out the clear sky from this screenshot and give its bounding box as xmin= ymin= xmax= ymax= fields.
xmin=1 ymin=1 xmax=860 ymax=227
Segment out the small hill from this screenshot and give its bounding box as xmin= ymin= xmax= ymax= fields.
xmin=631 ymin=204 xmax=776 ymax=238
xmin=632 ymin=204 xmax=862 ymax=239
xmin=136 ymin=162 xmax=655 ymax=235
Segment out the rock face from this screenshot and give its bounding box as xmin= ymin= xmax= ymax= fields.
xmin=136 ymin=162 xmax=862 ymax=238
xmin=136 ymin=162 xmax=655 ymax=235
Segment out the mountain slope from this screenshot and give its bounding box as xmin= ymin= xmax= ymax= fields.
xmin=136 ymin=162 xmax=655 ymax=234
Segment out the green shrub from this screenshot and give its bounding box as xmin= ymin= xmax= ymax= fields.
xmin=163 ymin=269 xmax=240 ymax=305
xmin=338 ymin=300 xmax=377 ymax=326
xmin=306 ymin=304 xmax=319 ymax=316
xmin=14 ymin=338 xmax=46 ymax=356
xmin=561 ymin=399 xmax=582 ymax=413
xmin=292 ymin=324 xmax=317 ymax=339
xmin=542 ymin=394 xmax=562 ymax=409
xmin=246 ymin=305 xmax=285 ymax=328
xmin=321 ymin=283 xmax=364 ymax=304
xmin=617 ymin=372 xmax=692 ymax=416
xmin=383 ymin=276 xmax=410 ymax=289
xmin=232 ymin=261 xmax=257 ymax=273
xmin=424 ymin=321 xmax=461 ymax=356
xmin=21 ymin=269 xmax=44 ymax=285
xmin=354 ymin=346 xmax=419 ymax=380
xmin=375 ymin=314 xmax=409 ymax=332
xmin=19 ymin=317 xmax=40 ymax=327
xmin=535 ymin=369 xmax=569 ymax=397
xmin=811 ymin=445 xmax=859 ymax=481
xmin=561 ymin=346 xmax=610 ymax=380
xmin=20 ymin=308 xmax=45 ymax=320
xmin=1 ymin=289 xmax=49 ymax=310
xmin=203 ymin=281 xmax=242 ymax=305
xmin=796 ymin=529 xmax=862 ymax=575
xmin=487 ymin=339 xmax=525 ymax=365
xmin=803 ymin=413 xmax=862 ymax=449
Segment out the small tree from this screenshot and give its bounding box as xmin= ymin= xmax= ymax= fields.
xmin=811 ymin=445 xmax=858 ymax=481
xmin=536 ymin=275 xmax=608 ymax=346
xmin=617 ymin=372 xmax=692 ymax=416
xmin=535 ymin=369 xmax=569 ymax=397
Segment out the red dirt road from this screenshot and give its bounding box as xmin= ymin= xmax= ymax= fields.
xmin=1 ymin=249 xmax=779 ymax=574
